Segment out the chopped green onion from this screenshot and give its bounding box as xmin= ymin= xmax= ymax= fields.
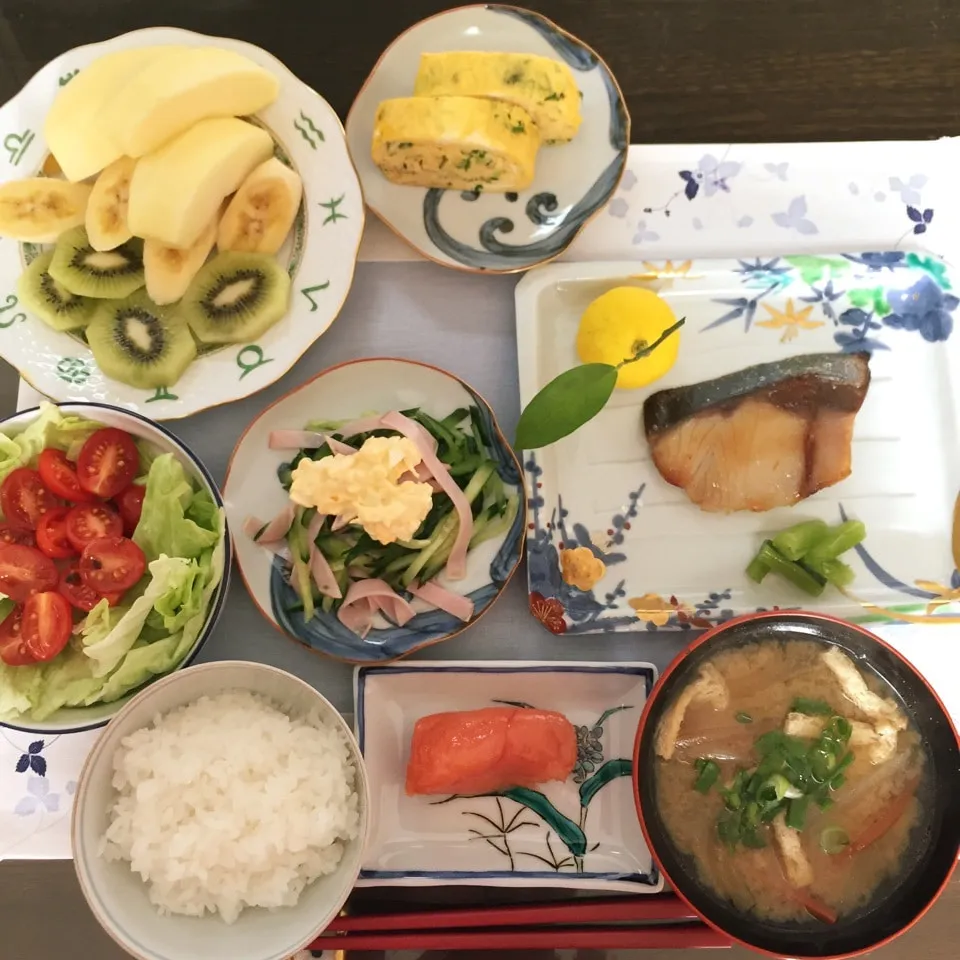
xmin=771 ymin=519 xmax=829 ymax=561
xmin=760 ymin=773 xmax=792 ymax=803
xmin=786 ymin=796 xmax=810 ymax=830
xmin=820 ymin=826 xmax=850 ymax=855
xmin=736 ymin=711 xmax=753 ymax=724
xmin=694 ymin=759 xmax=721 ymax=794
xmin=791 ymin=697 xmax=833 ymax=716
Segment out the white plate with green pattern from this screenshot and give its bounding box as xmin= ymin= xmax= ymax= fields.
xmin=0 ymin=28 xmax=364 ymax=420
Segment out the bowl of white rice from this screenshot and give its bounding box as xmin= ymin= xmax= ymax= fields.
xmin=71 ymin=660 xmax=369 ymax=960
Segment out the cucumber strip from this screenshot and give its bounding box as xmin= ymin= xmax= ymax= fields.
xmin=470 ymin=494 xmax=519 ymax=548
xmin=402 ymin=514 xmax=458 ymax=586
xmin=469 ymin=405 xmax=494 ymax=452
xmin=771 ymin=520 xmax=829 ymax=561
xmin=397 ymin=537 xmax=433 ymax=549
xmin=292 ymin=555 xmax=315 ymax=621
xmin=441 ymin=408 xmax=470 ymax=429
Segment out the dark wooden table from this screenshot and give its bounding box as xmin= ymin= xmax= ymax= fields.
xmin=1 ymin=0 xmax=959 ymax=142
xmin=0 ymin=1 xmax=958 ymax=957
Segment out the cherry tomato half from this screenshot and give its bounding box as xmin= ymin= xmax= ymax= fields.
xmin=58 ymin=564 xmax=102 ymax=613
xmin=79 ymin=537 xmax=146 ymax=594
xmin=77 ymin=428 xmax=139 ymax=499
xmin=65 ymin=503 xmax=123 ymax=553
xmin=0 ymin=467 xmax=59 ymax=530
xmin=0 ymin=543 xmax=59 ymax=602
xmin=36 ymin=507 xmax=76 ymax=560
xmin=37 ymin=448 xmax=93 ymax=503
xmin=22 ymin=591 xmax=72 ymax=663
xmin=114 ymin=484 xmax=145 ymax=537
xmin=101 ymin=591 xmax=125 ymax=607
xmin=0 ymin=606 xmax=32 ymax=666
xmin=0 ymin=523 xmax=35 ymax=548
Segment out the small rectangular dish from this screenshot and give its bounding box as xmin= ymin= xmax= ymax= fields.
xmin=353 ymin=660 xmax=660 ymax=892
xmin=515 ymin=255 xmax=960 ymax=635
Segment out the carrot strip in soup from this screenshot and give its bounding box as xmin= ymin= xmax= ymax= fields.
xmin=792 ymin=889 xmax=838 ymax=924
xmin=846 ymin=776 xmax=920 ymax=855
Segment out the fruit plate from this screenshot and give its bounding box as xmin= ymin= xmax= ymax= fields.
xmin=345 ymin=4 xmax=629 ymax=274
xmin=353 ymin=659 xmax=661 ymax=891
xmin=515 ymin=255 xmax=960 ymax=635
xmin=222 ymin=357 xmax=526 ymax=664
xmin=0 ymin=28 xmax=363 ymax=420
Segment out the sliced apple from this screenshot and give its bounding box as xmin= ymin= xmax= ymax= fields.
xmin=143 ymin=212 xmax=218 ymax=305
xmin=101 ymin=46 xmax=280 ymax=158
xmin=44 ymin=46 xmax=181 ymax=183
xmin=127 ymin=117 xmax=274 ymax=249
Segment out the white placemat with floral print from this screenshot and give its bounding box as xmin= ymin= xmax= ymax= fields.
xmin=6 ymin=138 xmax=960 ymax=861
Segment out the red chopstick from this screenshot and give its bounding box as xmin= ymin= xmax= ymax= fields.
xmin=310 ymin=925 xmax=728 ymax=951
xmin=325 ymin=893 xmax=698 ymax=932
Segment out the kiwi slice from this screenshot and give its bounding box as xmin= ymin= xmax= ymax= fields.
xmin=17 ymin=250 xmax=95 ymax=331
xmin=48 ymin=226 xmax=145 ymax=300
xmin=180 ymin=251 xmax=291 ymax=345
xmin=86 ymin=290 xmax=197 ymax=389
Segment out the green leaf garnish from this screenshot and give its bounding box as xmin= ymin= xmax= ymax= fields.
xmin=515 ymin=316 xmax=686 ymax=450
xmin=515 ymin=363 xmax=617 ymax=451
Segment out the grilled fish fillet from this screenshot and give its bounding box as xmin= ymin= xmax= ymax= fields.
xmin=643 ymin=353 xmax=871 ymax=512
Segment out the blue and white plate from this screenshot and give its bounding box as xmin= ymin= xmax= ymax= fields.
xmin=222 ymin=358 xmax=525 ymax=663
xmin=515 ymin=255 xmax=960 ymax=635
xmin=354 ymin=660 xmax=661 ymax=890
xmin=345 ymin=5 xmax=629 ymax=273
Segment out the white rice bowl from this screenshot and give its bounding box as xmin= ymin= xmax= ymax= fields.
xmin=71 ymin=661 xmax=369 ymax=960
xmin=101 ymin=691 xmax=360 ymax=924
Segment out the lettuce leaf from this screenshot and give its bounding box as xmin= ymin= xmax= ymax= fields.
xmin=133 ymin=453 xmax=219 ymax=562
xmin=0 ymin=402 xmax=101 ymax=486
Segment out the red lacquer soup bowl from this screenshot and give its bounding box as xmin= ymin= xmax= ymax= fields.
xmin=632 ymin=611 xmax=960 ymax=959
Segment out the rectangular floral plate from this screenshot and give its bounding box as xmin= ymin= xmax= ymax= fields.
xmin=515 ymin=255 xmax=960 ymax=635
xmin=353 ymin=660 xmax=661 ymax=891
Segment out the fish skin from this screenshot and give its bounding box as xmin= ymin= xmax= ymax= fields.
xmin=642 ymin=353 xmax=871 ymax=513
xmin=644 ymin=352 xmax=871 ymax=438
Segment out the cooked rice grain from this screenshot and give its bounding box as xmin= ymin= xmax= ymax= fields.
xmin=101 ymin=690 xmax=360 ymax=923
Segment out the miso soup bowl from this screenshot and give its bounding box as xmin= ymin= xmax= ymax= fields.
xmin=632 ymin=611 xmax=960 ymax=960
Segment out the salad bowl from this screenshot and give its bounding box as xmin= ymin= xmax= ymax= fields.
xmin=223 ymin=357 xmax=525 ymax=664
xmin=0 ymin=402 xmax=230 ymax=734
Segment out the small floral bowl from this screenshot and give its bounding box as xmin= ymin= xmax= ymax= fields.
xmin=346 ymin=4 xmax=629 ymax=273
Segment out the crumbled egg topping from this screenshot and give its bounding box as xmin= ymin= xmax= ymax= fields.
xmin=289 ymin=436 xmax=434 ymax=544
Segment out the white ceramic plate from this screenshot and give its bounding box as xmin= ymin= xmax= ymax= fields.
xmin=515 ymin=255 xmax=960 ymax=634
xmin=353 ymin=660 xmax=660 ymax=891
xmin=0 ymin=28 xmax=364 ymax=419
xmin=346 ymin=4 xmax=628 ymax=273
xmin=223 ymin=357 xmax=525 ymax=663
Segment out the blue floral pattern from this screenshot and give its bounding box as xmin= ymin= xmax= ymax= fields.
xmin=14 ymin=740 xmax=46 ymax=776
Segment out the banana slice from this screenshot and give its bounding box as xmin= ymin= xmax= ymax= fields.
xmin=216 ymin=157 xmax=302 ymax=255
xmin=144 ymin=212 xmax=217 ymax=305
xmin=0 ymin=178 xmax=92 ymax=243
xmin=85 ymin=157 xmax=137 ymax=252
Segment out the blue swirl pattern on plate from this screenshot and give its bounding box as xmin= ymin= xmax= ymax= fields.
xmin=421 ymin=5 xmax=629 ymax=271
xmin=268 ymin=389 xmax=525 ymax=663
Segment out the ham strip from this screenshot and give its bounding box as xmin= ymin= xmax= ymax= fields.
xmin=410 ymin=581 xmax=474 ymax=621
xmin=325 ymin=435 xmax=358 ymax=456
xmin=269 ymin=430 xmax=326 ymax=450
xmin=244 ymin=504 xmax=295 ymax=544
xmin=337 ymin=578 xmax=417 ymax=636
xmin=381 ymin=411 xmax=473 ymax=580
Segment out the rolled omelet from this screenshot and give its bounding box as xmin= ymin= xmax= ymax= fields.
xmin=371 ymin=96 xmax=540 ymax=192
xmin=413 ymin=51 xmax=582 ymax=143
